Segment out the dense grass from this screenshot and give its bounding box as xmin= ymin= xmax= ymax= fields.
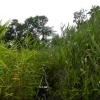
xmin=0 ymin=14 xmax=100 ymax=100
xmin=0 ymin=44 xmax=41 ymax=99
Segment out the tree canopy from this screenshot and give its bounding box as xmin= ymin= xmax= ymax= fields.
xmin=4 ymin=16 xmax=54 ymax=47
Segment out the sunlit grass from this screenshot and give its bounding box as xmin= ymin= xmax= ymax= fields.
xmin=0 ymin=14 xmax=100 ymax=100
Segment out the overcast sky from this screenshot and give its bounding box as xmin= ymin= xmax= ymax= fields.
xmin=0 ymin=0 xmax=100 ymax=34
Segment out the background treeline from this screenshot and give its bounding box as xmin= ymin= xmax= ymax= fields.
xmin=3 ymin=15 xmax=55 ymax=49
xmin=0 ymin=5 xmax=100 ymax=100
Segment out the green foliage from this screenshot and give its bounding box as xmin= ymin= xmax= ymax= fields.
xmin=0 ymin=21 xmax=9 ymax=42
xmin=4 ymin=16 xmax=54 ymax=48
xmin=0 ymin=44 xmax=42 ymax=99
xmin=73 ymin=9 xmax=87 ymax=28
xmin=0 ymin=5 xmax=100 ymax=100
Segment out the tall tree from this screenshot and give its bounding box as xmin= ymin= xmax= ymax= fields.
xmin=73 ymin=9 xmax=87 ymax=28
xmin=4 ymin=16 xmax=54 ymax=44
xmin=4 ymin=19 xmax=23 ymax=43
xmin=88 ymin=6 xmax=100 ymax=24
xmin=24 ymin=16 xmax=54 ymax=41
